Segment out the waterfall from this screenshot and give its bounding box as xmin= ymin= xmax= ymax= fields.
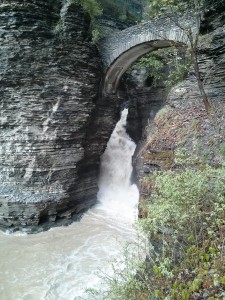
xmin=97 ymin=108 xmax=138 ymax=224
xmin=0 ymin=109 xmax=139 ymax=300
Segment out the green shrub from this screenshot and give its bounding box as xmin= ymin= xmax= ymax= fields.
xmin=140 ymin=166 xmax=225 ymax=240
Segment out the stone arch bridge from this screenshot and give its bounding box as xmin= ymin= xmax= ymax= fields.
xmin=98 ymin=19 xmax=193 ymax=94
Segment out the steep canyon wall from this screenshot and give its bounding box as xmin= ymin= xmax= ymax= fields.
xmin=0 ymin=0 xmax=119 ymax=232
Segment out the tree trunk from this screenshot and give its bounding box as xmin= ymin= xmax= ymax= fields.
xmin=189 ymin=35 xmax=211 ymax=114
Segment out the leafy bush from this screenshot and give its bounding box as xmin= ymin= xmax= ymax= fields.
xmin=140 ymin=165 xmax=225 ymax=298
xmin=140 ymin=166 xmax=225 ymax=239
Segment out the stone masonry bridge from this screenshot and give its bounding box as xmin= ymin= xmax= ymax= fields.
xmin=98 ymin=18 xmax=193 ymax=94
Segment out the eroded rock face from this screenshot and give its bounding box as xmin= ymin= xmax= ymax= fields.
xmin=0 ymin=0 xmax=119 ymax=232
xmin=126 ymin=0 xmax=225 ymax=186
xmin=126 ymin=86 xmax=168 ymax=143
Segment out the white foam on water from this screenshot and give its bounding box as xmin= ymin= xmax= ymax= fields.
xmin=0 ymin=109 xmax=139 ymax=300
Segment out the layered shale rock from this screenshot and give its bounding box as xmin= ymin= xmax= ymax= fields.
xmin=0 ymin=0 xmax=118 ymax=232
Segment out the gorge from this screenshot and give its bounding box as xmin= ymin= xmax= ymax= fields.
xmin=0 ymin=0 xmax=119 ymax=231
xmin=0 ymin=0 xmax=225 ymax=298
xmin=0 ymin=0 xmax=200 ymax=231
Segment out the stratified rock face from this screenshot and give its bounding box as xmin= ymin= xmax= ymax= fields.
xmin=198 ymin=2 xmax=225 ymax=104
xmin=0 ymin=0 xmax=117 ymax=232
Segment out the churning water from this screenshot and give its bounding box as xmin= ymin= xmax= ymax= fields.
xmin=0 ymin=109 xmax=139 ymax=300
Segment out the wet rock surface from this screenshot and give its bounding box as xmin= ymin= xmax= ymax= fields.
xmin=0 ymin=0 xmax=119 ymax=232
xmin=126 ymin=86 xmax=168 ymax=143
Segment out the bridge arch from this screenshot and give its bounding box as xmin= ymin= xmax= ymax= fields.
xmin=98 ymin=20 xmax=190 ymax=94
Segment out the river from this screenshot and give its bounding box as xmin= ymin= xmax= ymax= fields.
xmin=0 ymin=109 xmax=139 ymax=300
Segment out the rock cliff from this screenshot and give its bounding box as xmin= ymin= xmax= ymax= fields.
xmin=127 ymin=0 xmax=225 ymax=193
xmin=0 ymin=0 xmax=118 ymax=232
